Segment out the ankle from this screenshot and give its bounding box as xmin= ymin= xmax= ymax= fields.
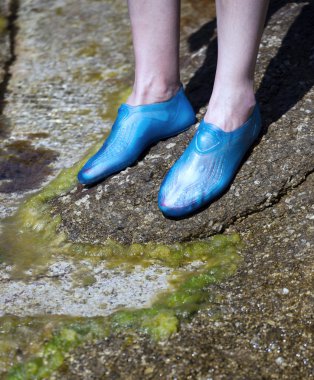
xmin=126 ymin=79 xmax=181 ymax=106
xmin=204 ymin=84 xmax=256 ymax=132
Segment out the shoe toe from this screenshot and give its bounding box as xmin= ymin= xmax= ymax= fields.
xmin=159 ymin=185 xmax=205 ymax=218
xmin=158 ymin=172 xmax=197 ymax=218
xmin=158 ymin=144 xmax=219 ymax=218
xmin=77 ymin=166 xmax=98 ymax=185
xmin=158 ymin=193 xmax=185 ymax=218
xmin=77 ymin=161 xmax=109 ymax=185
xmin=77 ymin=168 xmax=88 ymax=184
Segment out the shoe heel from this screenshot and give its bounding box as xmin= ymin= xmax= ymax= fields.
xmin=174 ymin=87 xmax=197 ymax=131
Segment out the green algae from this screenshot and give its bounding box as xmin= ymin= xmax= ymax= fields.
xmin=0 ymin=167 xmax=241 ymax=375
xmin=2 ymin=233 xmax=241 ymax=378
xmin=0 ymin=146 xmax=243 ymax=378
xmin=97 ymin=84 xmax=132 ymax=120
xmin=0 ymin=79 xmax=129 ymax=274
xmin=0 ymin=193 xmax=241 ymax=275
xmin=0 ymin=2 xmax=245 ymax=377
xmin=0 ymin=137 xmax=102 ymax=267
xmin=71 ymin=267 xmax=97 ymax=287
xmin=70 ymin=65 xmax=132 ymax=121
xmin=1 ymin=316 xmax=110 ymax=380
xmin=0 ymin=117 xmax=242 ymax=379
xmin=1 ymin=150 xmax=241 ymax=375
xmin=76 ymin=108 xmax=91 ymax=115
xmin=72 ymin=69 xmax=104 ymax=83
xmin=0 ymin=81 xmax=242 ymax=377
xmin=62 ymin=109 xmax=92 ymax=120
xmin=71 ymin=68 xmax=121 ymax=84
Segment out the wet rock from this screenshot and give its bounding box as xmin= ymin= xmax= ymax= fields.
xmin=52 ymin=1 xmax=314 ymax=244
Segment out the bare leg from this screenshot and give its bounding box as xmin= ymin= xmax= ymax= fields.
xmin=78 ymin=0 xmax=197 ymax=186
xmin=126 ymin=0 xmax=181 ymax=106
xmin=205 ymin=0 xmax=269 ymax=131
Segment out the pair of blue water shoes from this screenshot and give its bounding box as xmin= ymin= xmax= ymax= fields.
xmin=78 ymin=85 xmax=261 ymax=218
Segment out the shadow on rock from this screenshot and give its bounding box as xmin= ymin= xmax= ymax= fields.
xmin=185 ymin=0 xmax=313 ymax=135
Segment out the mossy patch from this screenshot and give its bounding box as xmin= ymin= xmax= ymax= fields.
xmin=2 ymin=231 xmax=241 ymax=378
xmin=1 ymin=316 xmax=110 ymax=380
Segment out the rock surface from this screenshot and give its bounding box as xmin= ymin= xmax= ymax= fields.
xmin=52 ymin=0 xmax=314 ymax=244
xmin=59 ymin=172 xmax=314 ymax=380
xmin=0 ymin=0 xmax=313 ymax=379
xmin=49 ymin=2 xmax=313 ymax=378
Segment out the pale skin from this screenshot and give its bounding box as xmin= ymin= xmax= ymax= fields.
xmin=126 ymin=0 xmax=269 ymax=132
